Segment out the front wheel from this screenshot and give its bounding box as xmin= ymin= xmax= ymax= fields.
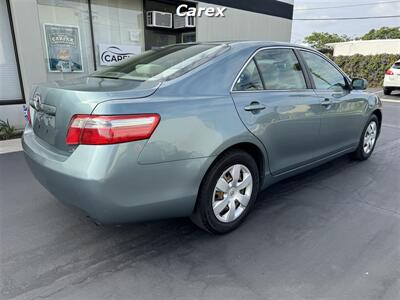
xmin=351 ymin=115 xmax=379 ymax=161
xmin=191 ymin=150 xmax=260 ymax=234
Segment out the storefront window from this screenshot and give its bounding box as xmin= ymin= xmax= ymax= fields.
xmin=0 ymin=0 xmax=23 ymax=101
xmin=37 ymin=0 xmax=95 ymax=81
xmin=91 ymin=0 xmax=145 ymax=70
xmin=34 ymin=0 xmax=194 ymax=83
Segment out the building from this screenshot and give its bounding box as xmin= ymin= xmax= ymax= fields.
xmin=1 ymin=0 xmax=294 ymax=128
xmin=327 ymin=39 xmax=400 ymax=57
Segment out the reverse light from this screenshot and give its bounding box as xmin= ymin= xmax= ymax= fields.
xmin=386 ymin=69 xmax=394 ymax=75
xmin=66 ymin=114 xmax=160 ymax=145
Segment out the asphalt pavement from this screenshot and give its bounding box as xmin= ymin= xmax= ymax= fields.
xmin=1 ymin=101 xmax=399 ymax=300
xmin=374 ymin=89 xmax=400 ymax=103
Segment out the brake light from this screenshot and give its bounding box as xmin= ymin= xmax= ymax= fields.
xmin=386 ymin=69 xmax=394 ymax=75
xmin=66 ymin=114 xmax=160 ymax=145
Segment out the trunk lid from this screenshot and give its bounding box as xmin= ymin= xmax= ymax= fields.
xmin=30 ymin=76 xmax=160 ymax=154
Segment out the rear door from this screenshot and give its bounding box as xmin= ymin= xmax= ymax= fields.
xmin=231 ymin=48 xmax=322 ymax=175
xmin=299 ymin=50 xmax=367 ymax=158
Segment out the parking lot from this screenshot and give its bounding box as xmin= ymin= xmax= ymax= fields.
xmin=378 ymin=90 xmax=400 ymax=103
xmin=1 ymin=97 xmax=400 ymax=300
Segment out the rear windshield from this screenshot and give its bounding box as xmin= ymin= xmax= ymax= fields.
xmin=393 ymin=62 xmax=400 ymax=69
xmin=91 ymin=43 xmax=229 ymax=82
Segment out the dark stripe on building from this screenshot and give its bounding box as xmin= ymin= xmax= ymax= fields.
xmin=200 ymin=0 xmax=293 ymax=20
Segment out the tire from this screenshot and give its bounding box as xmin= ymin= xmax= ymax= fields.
xmin=383 ymin=88 xmax=392 ymax=95
xmin=351 ymin=114 xmax=379 ymax=161
xmin=191 ymin=150 xmax=260 ymax=234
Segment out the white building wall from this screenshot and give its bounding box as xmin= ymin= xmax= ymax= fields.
xmin=196 ymin=2 xmax=292 ymax=42
xmin=328 ymin=39 xmax=400 ymax=56
xmin=0 ymin=105 xmax=25 ymax=129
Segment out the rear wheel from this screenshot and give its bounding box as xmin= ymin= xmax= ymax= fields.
xmin=383 ymin=88 xmax=392 ymax=95
xmin=191 ymin=150 xmax=259 ymax=234
xmin=351 ymin=115 xmax=379 ymax=161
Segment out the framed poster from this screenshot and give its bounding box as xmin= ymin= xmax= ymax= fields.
xmin=43 ymin=24 xmax=83 ymax=73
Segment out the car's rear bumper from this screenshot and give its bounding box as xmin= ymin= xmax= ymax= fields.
xmin=383 ymin=76 xmax=400 ymax=88
xmin=22 ymin=127 xmax=212 ymax=224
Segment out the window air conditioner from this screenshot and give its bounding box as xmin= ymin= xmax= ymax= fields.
xmin=146 ymin=11 xmax=173 ymax=28
xmin=174 ymin=14 xmax=196 ymax=29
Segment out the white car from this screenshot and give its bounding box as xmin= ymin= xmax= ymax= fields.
xmin=383 ymin=60 xmax=400 ymax=95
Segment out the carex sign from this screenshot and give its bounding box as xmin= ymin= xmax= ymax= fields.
xmin=99 ymin=44 xmax=141 ymax=66
xmin=176 ymin=4 xmax=227 ymax=17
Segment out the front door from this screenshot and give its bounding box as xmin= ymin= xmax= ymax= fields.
xmin=299 ymin=50 xmax=367 ymax=158
xmin=231 ymin=48 xmax=322 ymax=175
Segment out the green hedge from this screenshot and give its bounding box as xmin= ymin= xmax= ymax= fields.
xmin=332 ymin=54 xmax=399 ymax=88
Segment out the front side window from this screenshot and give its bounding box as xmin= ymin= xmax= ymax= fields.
xmin=301 ymin=51 xmax=347 ymax=90
xmin=91 ymin=43 xmax=228 ymax=82
xmin=254 ymin=49 xmax=307 ymax=90
xmin=233 ymin=59 xmax=263 ymax=91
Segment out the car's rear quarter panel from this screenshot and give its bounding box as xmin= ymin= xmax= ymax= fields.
xmin=93 ymin=95 xmax=263 ymax=164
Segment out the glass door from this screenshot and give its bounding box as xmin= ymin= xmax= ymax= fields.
xmin=0 ymin=0 xmax=23 ymax=102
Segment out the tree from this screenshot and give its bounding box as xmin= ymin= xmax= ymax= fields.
xmin=303 ymin=32 xmax=350 ymax=52
xmin=361 ymin=27 xmax=400 ymax=40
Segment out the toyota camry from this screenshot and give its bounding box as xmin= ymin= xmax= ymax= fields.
xmin=23 ymin=42 xmax=382 ymax=233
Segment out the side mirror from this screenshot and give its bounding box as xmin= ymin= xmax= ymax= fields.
xmin=352 ymin=78 xmax=368 ymax=90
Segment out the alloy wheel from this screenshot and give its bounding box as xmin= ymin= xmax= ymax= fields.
xmin=363 ymin=121 xmax=377 ymax=154
xmin=212 ymin=164 xmax=253 ymax=223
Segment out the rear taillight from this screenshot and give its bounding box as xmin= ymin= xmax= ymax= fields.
xmin=66 ymin=114 xmax=160 ymax=145
xmin=386 ymin=69 xmax=394 ymax=75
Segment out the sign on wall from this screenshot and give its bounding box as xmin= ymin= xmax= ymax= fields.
xmin=43 ymin=24 xmax=83 ymax=73
xmin=99 ymin=44 xmax=141 ymax=66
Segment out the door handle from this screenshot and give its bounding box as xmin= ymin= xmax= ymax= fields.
xmin=321 ymin=98 xmax=333 ymax=106
xmin=244 ymin=101 xmax=266 ymax=112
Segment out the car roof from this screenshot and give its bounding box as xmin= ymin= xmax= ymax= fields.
xmin=179 ymin=41 xmax=315 ymax=52
xmin=214 ymin=40 xmax=315 ymax=51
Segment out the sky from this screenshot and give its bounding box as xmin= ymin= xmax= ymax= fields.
xmin=291 ymin=0 xmax=400 ymax=43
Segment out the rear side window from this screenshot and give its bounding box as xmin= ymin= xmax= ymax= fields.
xmin=91 ymin=43 xmax=229 ymax=82
xmin=300 ymin=50 xmax=347 ymax=90
xmin=254 ymin=49 xmax=307 ymax=90
xmin=233 ymin=59 xmax=263 ymax=91
xmin=393 ymin=62 xmax=400 ymax=69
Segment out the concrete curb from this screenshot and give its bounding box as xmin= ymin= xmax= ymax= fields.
xmin=0 ymin=138 xmax=23 ymax=154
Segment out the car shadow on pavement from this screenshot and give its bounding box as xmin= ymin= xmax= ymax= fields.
xmin=86 ymin=153 xmax=359 ymax=253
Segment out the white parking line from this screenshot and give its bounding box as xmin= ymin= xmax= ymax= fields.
xmin=372 ymin=90 xmax=383 ymax=94
xmin=381 ymin=98 xmax=400 ymax=103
